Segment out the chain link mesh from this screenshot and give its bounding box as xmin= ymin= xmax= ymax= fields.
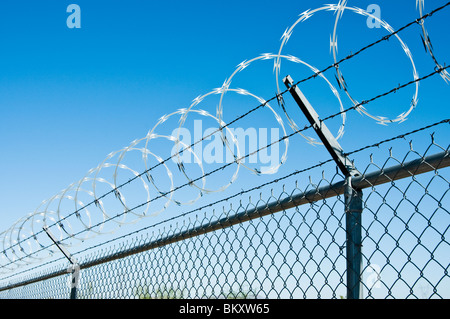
xmin=0 ymin=129 xmax=448 ymax=299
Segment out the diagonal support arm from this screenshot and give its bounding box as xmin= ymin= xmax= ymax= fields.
xmin=283 ymin=75 xmax=360 ymax=178
xmin=283 ymin=75 xmax=363 ymax=299
xmin=43 ymin=226 xmax=79 ymax=299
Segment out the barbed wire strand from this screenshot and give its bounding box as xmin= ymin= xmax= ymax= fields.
xmin=289 ymin=1 xmax=450 ymax=90
xmin=1 ymin=2 xmax=449 ymax=264
xmin=1 ymin=57 xmax=448 ymax=269
xmin=42 ymin=0 xmax=450 ymax=230
xmin=1 ymin=62 xmax=448 ymax=270
xmin=1 ymin=115 xmax=448 ymax=280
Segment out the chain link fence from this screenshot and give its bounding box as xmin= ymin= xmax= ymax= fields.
xmin=1 ymin=1 xmax=449 ymax=301
xmin=0 ymin=126 xmax=448 ymax=299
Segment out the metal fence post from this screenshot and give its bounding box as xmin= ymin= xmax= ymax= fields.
xmin=283 ymin=75 xmax=363 ymax=299
xmin=345 ymin=177 xmax=363 ymax=299
xmin=43 ymin=226 xmax=79 ymax=299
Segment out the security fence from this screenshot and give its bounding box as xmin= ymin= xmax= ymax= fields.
xmin=1 ymin=1 xmax=450 ymax=301
xmin=0 ymin=124 xmax=448 ymax=299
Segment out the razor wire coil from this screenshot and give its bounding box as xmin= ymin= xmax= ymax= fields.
xmin=1 ymin=1 xmax=449 ymax=273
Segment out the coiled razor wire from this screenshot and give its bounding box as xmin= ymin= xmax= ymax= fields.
xmin=417 ymin=0 xmax=450 ymax=82
xmin=275 ymin=1 xmax=419 ymax=126
xmin=1 ymin=1 xmax=449 ymax=273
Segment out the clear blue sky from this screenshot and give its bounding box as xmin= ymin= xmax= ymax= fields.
xmin=0 ymin=0 xmax=449 ymax=247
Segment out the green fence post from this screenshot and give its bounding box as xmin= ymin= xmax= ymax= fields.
xmin=283 ymin=75 xmax=363 ymax=299
xmin=345 ymin=177 xmax=363 ymax=299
